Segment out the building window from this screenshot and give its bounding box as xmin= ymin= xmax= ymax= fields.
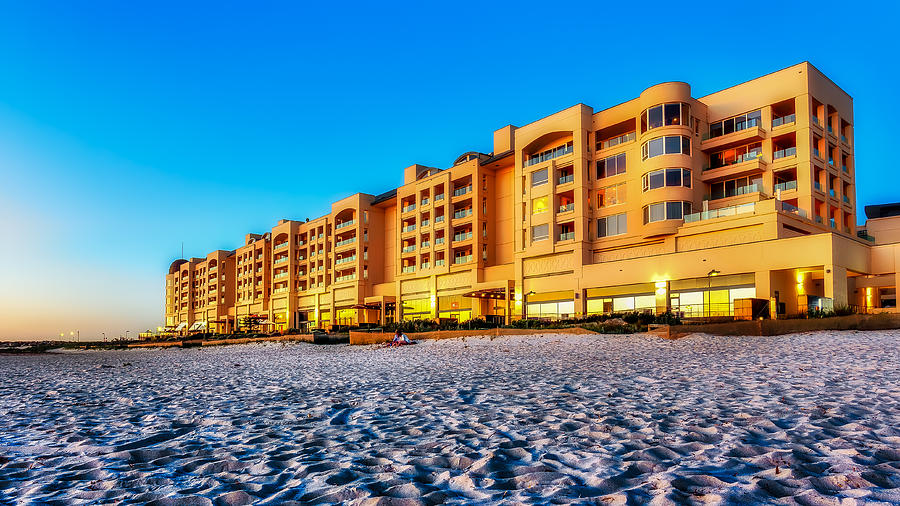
xmin=531 ymin=223 xmax=549 ymax=241
xmin=642 ymin=168 xmax=691 ymax=191
xmin=596 ymin=131 xmax=636 ymax=151
xmin=597 ymin=153 xmax=626 ymax=178
xmin=532 ymin=196 xmax=549 ymax=214
xmin=598 ymin=213 xmax=627 ymax=237
xmin=641 ymin=135 xmax=690 ymax=160
xmin=709 ymin=176 xmax=763 ymax=200
xmin=708 ymin=109 xmax=761 ymax=139
xmin=531 ymin=168 xmax=549 ymax=187
xmin=641 ymin=103 xmax=691 ymax=133
xmin=709 ymin=142 xmax=762 ymax=169
xmin=598 ymin=182 xmax=626 ymax=207
xmin=643 ymin=201 xmax=692 ymax=224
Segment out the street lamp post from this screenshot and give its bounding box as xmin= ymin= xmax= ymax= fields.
xmin=125 ymin=330 xmax=130 ymax=341
xmin=706 ymin=269 xmax=720 ymax=318
xmin=523 ymin=290 xmax=536 ymax=320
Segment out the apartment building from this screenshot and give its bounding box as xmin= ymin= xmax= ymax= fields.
xmin=164 ymin=62 xmax=900 ymax=332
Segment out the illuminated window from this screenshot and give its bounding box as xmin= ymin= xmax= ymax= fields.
xmin=532 ymin=196 xmax=549 ymax=214
xmin=598 ymin=182 xmax=626 ymax=207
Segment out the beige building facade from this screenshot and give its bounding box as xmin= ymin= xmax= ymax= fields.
xmin=165 ymin=62 xmax=900 ymax=332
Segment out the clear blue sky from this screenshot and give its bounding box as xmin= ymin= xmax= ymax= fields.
xmin=1 ymin=0 xmax=897 ymax=339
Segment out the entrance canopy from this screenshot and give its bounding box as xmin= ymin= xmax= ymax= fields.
xmin=462 ymin=288 xmax=508 ymax=300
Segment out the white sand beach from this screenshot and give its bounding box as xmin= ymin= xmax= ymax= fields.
xmin=1 ymin=330 xmax=899 ymax=504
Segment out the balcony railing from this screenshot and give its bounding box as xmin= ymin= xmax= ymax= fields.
xmin=274 ymin=272 xmax=289 ymax=279
xmin=812 ymin=116 xmax=821 ymax=126
xmin=813 ymin=181 xmax=822 ymax=191
xmin=421 ymin=219 xmax=430 ymax=227
xmin=684 ymin=202 xmax=755 ymax=223
xmin=273 ymin=287 xmax=289 ymax=294
xmin=707 ymin=183 xmax=764 ymax=200
xmin=453 ymin=209 xmax=472 ymax=219
xmin=402 ymin=203 xmax=416 ymax=213
xmin=402 ymin=245 xmax=416 ymax=253
xmin=827 ymin=124 xmax=834 ymax=134
xmin=274 ymin=242 xmax=289 ymax=250
xmin=335 ymin=220 xmax=356 ymax=230
xmin=828 ymin=189 xmax=836 ymax=198
xmin=421 ymin=198 xmax=430 ymax=206
xmin=558 ymin=174 xmax=574 ymax=185
xmin=401 ymin=265 xmax=416 ymax=273
xmin=421 ymin=241 xmax=430 ymax=248
xmin=774 ymin=147 xmax=797 ymax=159
xmin=452 ymin=185 xmax=472 ymax=197
xmin=335 ymin=237 xmax=357 ymax=247
xmin=600 ymin=131 xmax=636 ymax=150
xmin=335 ymin=274 xmax=356 ymax=283
xmin=558 ymin=203 xmax=575 ymax=213
xmin=402 ymin=224 xmax=416 ymax=233
xmin=421 ymin=262 xmax=430 ymax=269
xmin=435 ymin=237 xmax=445 ymax=245
xmin=558 ymin=231 xmax=575 ymax=241
xmin=453 ymin=255 xmax=472 ymax=265
xmin=774 ymin=180 xmax=797 ymax=192
xmin=814 ymin=215 xmax=823 ymax=224
xmin=435 ymin=259 xmax=446 ymax=266
xmin=706 ymin=151 xmax=763 ymax=170
xmin=435 ymin=215 xmax=445 ymax=224
xmin=842 ymin=165 xmax=849 ymax=174
xmin=524 ymin=142 xmax=574 ymax=167
xmin=857 ymin=230 xmax=876 ymax=242
xmin=703 ymin=117 xmax=761 ymax=141
xmin=841 ymin=134 xmax=849 ymax=144
xmin=274 ymin=257 xmax=289 ymax=265
xmin=453 ymin=232 xmax=473 ymax=242
xmin=434 ymin=193 xmax=445 ymax=201
xmin=779 ymin=201 xmax=808 ymax=218
xmin=335 ymin=255 xmax=356 ymax=265
xmin=829 ymin=218 xmax=837 ymax=228
xmin=772 ymin=114 xmax=796 ymax=128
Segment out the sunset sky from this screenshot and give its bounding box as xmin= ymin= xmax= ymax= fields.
xmin=1 ymin=0 xmax=897 ymax=340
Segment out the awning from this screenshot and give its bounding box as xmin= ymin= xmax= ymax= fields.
xmin=174 ymin=322 xmax=186 ymax=331
xmin=351 ymin=303 xmax=382 ymax=310
xmin=260 ymin=319 xmax=275 ymax=325
xmin=188 ymin=321 xmax=207 ymax=331
xmin=463 ymin=288 xmax=508 ymax=300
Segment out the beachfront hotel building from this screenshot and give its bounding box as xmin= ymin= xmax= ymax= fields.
xmin=165 ymin=62 xmax=900 ymax=333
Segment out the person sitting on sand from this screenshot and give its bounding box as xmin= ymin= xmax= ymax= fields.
xmin=391 ymin=330 xmax=411 ymax=346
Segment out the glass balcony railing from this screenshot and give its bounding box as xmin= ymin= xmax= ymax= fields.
xmin=402 ymin=224 xmax=416 ymax=233
xmin=814 ymin=181 xmax=822 ymax=191
xmin=274 ymin=272 xmax=289 ymax=279
xmin=779 ymin=201 xmax=808 ymax=218
xmin=402 ymin=266 xmax=415 ymax=274
xmin=274 ymin=257 xmax=289 ymax=265
xmin=812 ymin=116 xmax=821 ymax=126
xmin=774 ymin=147 xmax=797 ymax=159
xmin=453 ymin=209 xmax=472 ymax=219
xmin=599 ymin=131 xmax=636 ymax=150
xmin=274 ymin=242 xmax=288 ymax=250
xmin=452 ymin=185 xmax=472 ymax=197
xmin=434 ymin=193 xmax=445 ymax=201
xmin=335 ymin=237 xmax=356 ymax=247
xmin=841 ymin=134 xmax=849 ymax=144
xmin=421 ymin=219 xmax=430 ymax=227
xmin=842 ymin=165 xmax=849 ymax=174
xmin=558 ymin=231 xmax=575 ymax=241
xmin=703 ymin=117 xmax=761 ymax=141
xmin=772 ymin=114 xmax=796 ymax=128
xmin=828 ymin=188 xmax=836 ymax=198
xmin=402 ymin=203 xmax=416 ymax=213
xmin=421 ymin=241 xmax=430 ymax=248
xmin=829 ymin=218 xmax=837 ymax=228
xmin=684 ymin=203 xmax=755 ymax=223
xmin=707 ymin=183 xmax=764 ymax=200
xmin=558 ymin=174 xmax=574 ymax=185
xmin=420 ymin=262 xmax=430 ymax=269
xmin=827 ymin=124 xmax=834 ymax=134
xmin=435 ymin=215 xmax=445 ymax=224
xmin=814 ymin=215 xmax=823 ymax=224
xmin=454 ymin=255 xmax=472 ymax=265
xmin=524 ymin=142 xmax=574 ymax=167
xmin=828 ymin=158 xmax=835 ymax=166
xmin=335 ymin=220 xmax=356 ymax=230
xmin=435 ymin=237 xmax=445 ymax=245
xmin=273 ymin=287 xmax=289 ymax=294
xmin=335 ymin=256 xmax=356 ymax=265
xmin=435 ymin=259 xmax=445 ymax=266
xmin=335 ymin=274 xmax=356 ymax=283
xmin=857 ymin=230 xmax=876 ymax=242
xmin=558 ymin=203 xmax=575 ymax=213
xmin=706 ymin=150 xmax=763 ymax=170
xmin=402 ymin=245 xmax=416 ymax=253
xmin=774 ymin=180 xmax=797 ymax=192
xmin=453 ymin=232 xmax=473 ymax=242
xmin=421 ymin=198 xmax=430 ymax=206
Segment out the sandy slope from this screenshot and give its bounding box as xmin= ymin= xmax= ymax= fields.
xmin=1 ymin=331 xmax=899 ymax=504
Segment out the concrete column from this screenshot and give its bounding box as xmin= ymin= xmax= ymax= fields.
xmin=755 ymin=270 xmax=772 ymax=299
xmin=824 ymin=265 xmax=848 ymax=307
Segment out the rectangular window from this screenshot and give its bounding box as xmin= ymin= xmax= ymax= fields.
xmin=531 ymin=224 xmax=549 ymax=241
xmin=649 ymin=138 xmax=664 ymax=158
xmin=532 ymin=196 xmax=549 ymax=214
xmin=531 ymin=168 xmax=548 ymax=187
xmin=598 ymin=182 xmax=626 ymax=207
xmin=598 ymin=212 xmax=627 ymax=237
xmin=648 ymin=105 xmax=663 ymax=129
xmin=596 ymin=153 xmax=626 ymax=178
xmin=664 ymin=103 xmax=681 ymax=126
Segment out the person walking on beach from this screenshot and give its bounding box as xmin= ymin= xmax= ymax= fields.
xmin=391 ymin=329 xmax=411 ymax=346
